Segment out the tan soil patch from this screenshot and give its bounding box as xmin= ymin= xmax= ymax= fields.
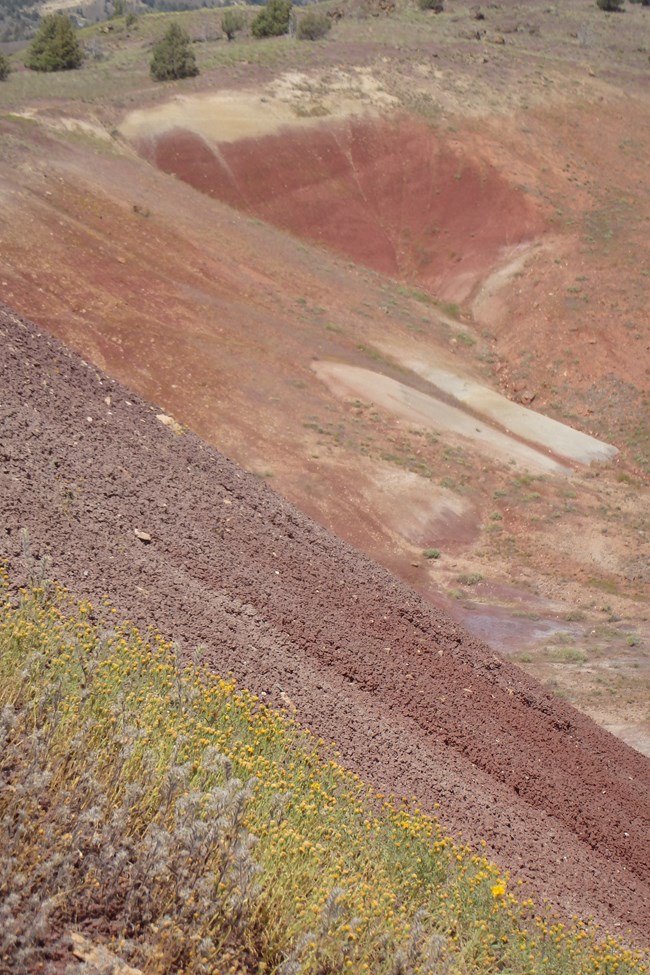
xmin=377 ymin=345 xmax=618 ymax=465
xmin=119 ymin=69 xmax=397 ymax=144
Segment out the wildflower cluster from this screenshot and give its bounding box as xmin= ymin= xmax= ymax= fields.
xmin=0 ymin=570 xmax=647 ymax=975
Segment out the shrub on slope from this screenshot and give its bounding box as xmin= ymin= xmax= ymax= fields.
xmin=0 ymin=572 xmax=647 ymax=975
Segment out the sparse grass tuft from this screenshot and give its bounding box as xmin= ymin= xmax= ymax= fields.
xmin=0 ymin=571 xmax=647 ymax=975
xmin=423 ymin=548 xmax=441 ymax=560
xmin=456 ymin=573 xmax=483 ymax=586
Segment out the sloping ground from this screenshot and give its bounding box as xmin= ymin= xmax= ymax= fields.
xmin=372 ymin=351 xmax=619 ymax=466
xmin=1 ymin=89 xmax=649 ymax=753
xmin=2 ymin=305 xmax=649 ymax=943
xmin=311 ymin=360 xmax=614 ymax=473
xmin=129 ymin=111 xmax=544 ymax=302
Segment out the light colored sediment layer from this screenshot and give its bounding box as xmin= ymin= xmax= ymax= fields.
xmin=312 ymin=361 xmax=572 ymax=475
xmin=120 ymin=91 xmax=318 ymax=144
xmin=380 ymin=352 xmax=618 ymax=466
xmin=119 ymin=71 xmax=396 ymax=144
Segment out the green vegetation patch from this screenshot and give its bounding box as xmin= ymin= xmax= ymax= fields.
xmin=150 ymin=21 xmax=199 ymax=80
xmin=456 ymin=573 xmax=483 ymax=586
xmin=251 ymin=0 xmax=292 ymax=38
xmin=0 ymin=571 xmax=647 ymax=974
xmin=25 ymin=13 xmax=84 ymax=72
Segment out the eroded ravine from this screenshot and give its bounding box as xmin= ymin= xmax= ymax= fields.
xmin=123 ymin=97 xmax=617 ymax=475
xmin=122 ymin=101 xmax=545 ymax=301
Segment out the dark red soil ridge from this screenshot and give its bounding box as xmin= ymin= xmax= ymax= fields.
xmin=1 ymin=305 xmax=649 ymax=943
xmin=138 ymin=115 xmax=544 ymax=299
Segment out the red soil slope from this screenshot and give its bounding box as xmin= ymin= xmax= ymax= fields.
xmin=138 ymin=115 xmax=544 ymax=300
xmin=2 ymin=305 xmax=649 ymax=942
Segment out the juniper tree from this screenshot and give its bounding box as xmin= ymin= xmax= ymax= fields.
xmin=25 ymin=14 xmax=83 ymax=71
xmin=150 ymin=22 xmax=198 ymax=81
xmin=251 ymin=0 xmax=292 ymax=38
xmin=221 ymin=7 xmax=245 ymax=41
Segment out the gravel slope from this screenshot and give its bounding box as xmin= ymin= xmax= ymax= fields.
xmin=1 ymin=305 xmax=649 ymax=942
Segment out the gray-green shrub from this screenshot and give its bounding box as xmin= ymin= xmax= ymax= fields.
xmin=297 ymin=9 xmax=331 ymax=39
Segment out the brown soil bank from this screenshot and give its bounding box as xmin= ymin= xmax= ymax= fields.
xmin=135 ymin=114 xmax=544 ymax=299
xmin=1 ymin=305 xmax=649 ymax=943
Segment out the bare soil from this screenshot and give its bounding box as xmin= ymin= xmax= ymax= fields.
xmin=2 ymin=306 xmax=650 ymax=943
xmin=132 ymin=111 xmax=544 ymax=301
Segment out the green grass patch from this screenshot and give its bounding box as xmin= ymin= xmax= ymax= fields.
xmin=547 ymin=646 xmax=588 ymax=665
xmin=587 ymin=576 xmax=620 ymax=596
xmin=397 ymin=285 xmax=435 ymax=305
xmin=440 ymin=302 xmax=460 ymax=319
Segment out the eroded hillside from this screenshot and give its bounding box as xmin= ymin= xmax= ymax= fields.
xmin=0 ymin=0 xmax=649 ymax=751
xmin=2 ymin=306 xmax=650 ymax=942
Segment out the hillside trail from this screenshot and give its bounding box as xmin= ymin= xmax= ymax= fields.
xmin=2 ymin=306 xmax=649 ymax=944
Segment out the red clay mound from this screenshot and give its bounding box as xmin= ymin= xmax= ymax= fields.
xmin=138 ymin=115 xmax=544 ymax=299
xmin=1 ymin=305 xmax=649 ymax=943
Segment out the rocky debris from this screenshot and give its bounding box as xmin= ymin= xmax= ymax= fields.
xmin=512 ymin=381 xmax=537 ymax=405
xmin=1 ymin=305 xmax=649 ymax=942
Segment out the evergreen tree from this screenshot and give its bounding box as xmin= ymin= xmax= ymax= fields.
xmin=150 ymin=22 xmax=198 ymax=80
xmin=25 ymin=14 xmax=83 ymax=72
xmin=251 ymin=0 xmax=292 ymax=38
xmin=0 ymin=53 xmax=10 ymax=80
xmin=221 ymin=8 xmax=245 ymax=41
